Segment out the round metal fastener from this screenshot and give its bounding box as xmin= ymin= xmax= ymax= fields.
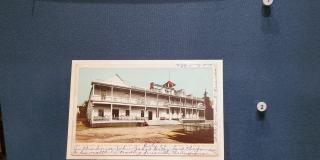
xmin=257 ymin=102 xmax=267 ymax=112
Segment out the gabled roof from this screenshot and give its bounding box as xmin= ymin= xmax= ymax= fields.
xmin=94 ymin=74 xmax=131 ymax=88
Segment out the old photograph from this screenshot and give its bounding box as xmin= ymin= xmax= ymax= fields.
xmin=67 ymin=60 xmax=224 ymax=160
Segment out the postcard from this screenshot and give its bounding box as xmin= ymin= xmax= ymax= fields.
xmin=66 ymin=60 xmax=224 ymax=160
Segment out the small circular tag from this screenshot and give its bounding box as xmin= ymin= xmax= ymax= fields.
xmin=263 ymin=0 xmax=273 ymax=6
xmin=257 ymin=102 xmax=267 ymax=112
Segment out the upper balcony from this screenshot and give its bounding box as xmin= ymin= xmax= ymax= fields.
xmin=91 ymin=95 xmax=205 ymax=109
xmin=91 ymin=95 xmax=144 ymax=105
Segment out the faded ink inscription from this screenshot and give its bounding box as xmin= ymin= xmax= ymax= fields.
xmin=73 ymin=144 xmax=216 ymax=156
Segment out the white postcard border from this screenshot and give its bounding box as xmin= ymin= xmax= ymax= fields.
xmin=66 ymin=60 xmax=224 ymax=160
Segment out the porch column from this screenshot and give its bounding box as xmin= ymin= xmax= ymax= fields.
xmin=204 ymin=109 xmax=206 ymax=120
xmin=129 ymin=89 xmax=132 ymax=103
xmin=144 ymin=91 xmax=147 ymax=120
xmin=184 ymin=98 xmax=186 ymax=106
xmin=169 ymin=96 xmax=171 ymax=104
xmin=156 ymin=94 xmax=159 ymax=120
xmin=179 ymin=107 xmax=182 ymax=119
xmin=129 ymin=105 xmax=132 ymax=118
xmin=157 ymin=94 xmax=159 ymax=106
xmin=144 ymin=106 xmax=147 ymax=120
xmin=169 ymin=107 xmax=171 ymax=120
xmin=110 ymin=104 xmax=113 ymax=121
xmin=91 ymin=109 xmax=94 ymax=123
xmin=157 ymin=107 xmax=159 ymax=120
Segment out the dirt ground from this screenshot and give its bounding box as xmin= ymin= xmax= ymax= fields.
xmin=76 ymin=124 xmax=214 ymax=143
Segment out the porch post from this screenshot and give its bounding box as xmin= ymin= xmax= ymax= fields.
xmin=110 ymin=104 xmax=113 ymax=121
xmin=91 ymin=108 xmax=94 ymax=123
xmin=169 ymin=96 xmax=171 ymax=120
xmin=156 ymin=94 xmax=159 ymax=120
xmin=204 ymin=109 xmax=206 ymax=120
xmin=129 ymin=105 xmax=132 ymax=118
xmin=157 ymin=107 xmax=159 ymax=120
xmin=129 ymin=89 xmax=132 ymax=103
xmin=157 ymin=94 xmax=159 ymax=106
xmin=144 ymin=91 xmax=147 ymax=120
xmin=179 ymin=107 xmax=182 ymax=119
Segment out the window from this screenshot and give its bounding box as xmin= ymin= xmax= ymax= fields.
xmin=141 ymin=110 xmax=144 ymax=117
xmin=101 ymin=89 xmax=107 ymax=100
xmin=94 ymin=86 xmax=101 ymax=95
xmin=98 ymin=109 xmax=104 ymax=117
xmin=126 ymin=110 xmax=130 ymax=116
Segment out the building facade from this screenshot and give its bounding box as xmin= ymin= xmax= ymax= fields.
xmin=86 ymin=75 xmax=206 ymax=127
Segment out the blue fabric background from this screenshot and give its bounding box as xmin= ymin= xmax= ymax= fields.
xmin=0 ymin=0 xmax=320 ymax=159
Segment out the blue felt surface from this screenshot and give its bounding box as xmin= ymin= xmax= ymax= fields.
xmin=0 ymin=0 xmax=320 ymax=159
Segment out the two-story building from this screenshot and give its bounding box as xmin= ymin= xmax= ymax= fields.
xmin=85 ymin=74 xmax=206 ymax=127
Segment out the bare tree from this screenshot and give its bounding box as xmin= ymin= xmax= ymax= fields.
xmin=204 ymin=90 xmax=213 ymax=120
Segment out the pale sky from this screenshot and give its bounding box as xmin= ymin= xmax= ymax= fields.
xmin=77 ymin=68 xmax=213 ymax=105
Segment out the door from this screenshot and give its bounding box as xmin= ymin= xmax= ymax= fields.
xmin=112 ymin=109 xmax=119 ymax=120
xmin=148 ymin=111 xmax=153 ymax=120
xmin=98 ymin=109 xmax=104 ymax=117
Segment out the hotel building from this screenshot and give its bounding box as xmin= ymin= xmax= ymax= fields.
xmin=86 ymin=74 xmax=206 ymax=127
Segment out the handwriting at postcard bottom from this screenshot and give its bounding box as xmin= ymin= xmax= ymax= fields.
xmin=72 ymin=144 xmax=217 ymax=156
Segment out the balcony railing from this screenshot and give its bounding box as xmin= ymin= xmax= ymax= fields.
xmin=113 ymin=97 xmax=130 ymax=103
xmin=158 ymin=101 xmax=169 ymax=106
xmin=146 ymin=100 xmax=157 ymax=106
xmin=129 ymin=98 xmax=145 ymax=105
xmin=170 ymin=102 xmax=182 ymax=106
xmin=93 ymin=116 xmax=109 ymax=121
xmin=93 ymin=116 xmax=145 ymax=121
xmin=112 ymin=116 xmax=145 ymax=121
xmin=91 ymin=95 xmax=205 ymax=108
